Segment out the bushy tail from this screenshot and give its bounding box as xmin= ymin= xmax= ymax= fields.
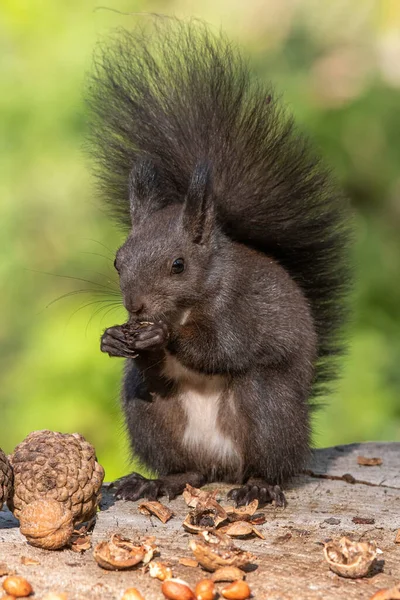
xmin=86 ymin=18 xmax=351 ymax=396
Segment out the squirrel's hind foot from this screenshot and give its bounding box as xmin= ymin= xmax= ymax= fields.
xmin=228 ymin=479 xmax=287 ymax=508
xmin=115 ymin=471 xmax=206 ymax=502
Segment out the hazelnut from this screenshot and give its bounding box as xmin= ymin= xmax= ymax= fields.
xmin=161 ymin=578 xmax=196 ymax=600
xmin=19 ymin=498 xmax=74 ymax=550
xmin=2 ymin=575 xmax=33 ymax=597
xmin=121 ymin=589 xmax=145 ymax=600
xmin=221 ymin=581 xmax=252 ymax=600
xmin=41 ymin=593 xmax=68 ymax=600
xmin=195 ymin=579 xmax=216 ymax=600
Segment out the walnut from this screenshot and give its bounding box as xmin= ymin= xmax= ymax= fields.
xmin=94 ymin=534 xmax=157 ymax=571
xmin=323 ymin=537 xmax=380 ymax=578
xmin=8 ymin=430 xmax=104 ymax=524
xmin=0 ymin=448 xmax=13 ymax=509
xmin=189 ymin=531 xmax=256 ymax=572
xmin=19 ymin=498 xmax=74 ymax=550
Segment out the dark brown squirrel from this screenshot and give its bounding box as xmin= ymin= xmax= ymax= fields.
xmin=87 ymin=19 xmax=351 ymax=506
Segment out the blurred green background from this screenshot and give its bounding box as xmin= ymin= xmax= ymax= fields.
xmin=1 ymin=0 xmax=400 ymax=480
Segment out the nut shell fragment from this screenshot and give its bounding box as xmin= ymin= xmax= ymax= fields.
xmin=183 ymin=485 xmax=220 ymax=509
xmin=139 ymin=500 xmax=174 ymax=523
xmin=211 ymin=567 xmax=244 ymax=582
xmin=219 ymin=521 xmax=265 ymax=539
xmin=19 ymin=498 xmax=74 ymax=550
xmin=9 ymin=430 xmax=104 ymax=524
xmin=357 ymin=456 xmax=383 ymax=466
xmin=323 ymin=536 xmax=379 ymax=578
xmin=189 ymin=531 xmax=256 ymax=572
xmin=0 ymin=448 xmax=13 ymax=509
xmin=225 ymin=501 xmax=259 ymax=521
xmin=94 ymin=534 xmax=155 ymax=570
xmin=179 ymin=557 xmax=198 ymax=568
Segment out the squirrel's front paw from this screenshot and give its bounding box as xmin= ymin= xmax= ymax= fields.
xmin=130 ymin=322 xmax=169 ymax=351
xmin=101 ymin=322 xmax=169 ymax=358
xmin=101 ymin=325 xmax=139 ymax=358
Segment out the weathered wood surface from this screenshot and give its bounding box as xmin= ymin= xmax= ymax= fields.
xmin=1 ymin=442 xmax=399 ymax=599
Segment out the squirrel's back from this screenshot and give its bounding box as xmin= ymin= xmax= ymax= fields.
xmin=87 ymin=19 xmax=351 ymax=397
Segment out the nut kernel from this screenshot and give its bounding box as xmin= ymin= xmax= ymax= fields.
xmin=121 ymin=588 xmax=145 ymax=600
xmin=161 ymin=578 xmax=196 ymax=600
xmin=221 ymin=580 xmax=251 ymax=600
xmin=148 ymin=560 xmax=173 ymax=581
xmin=195 ymin=579 xmax=216 ymax=600
xmin=2 ymin=575 xmax=33 ymax=597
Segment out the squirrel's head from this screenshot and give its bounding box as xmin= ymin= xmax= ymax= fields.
xmin=114 ymin=158 xmax=220 ymax=324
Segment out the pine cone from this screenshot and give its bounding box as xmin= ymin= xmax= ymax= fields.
xmin=8 ymin=430 xmax=105 ymax=524
xmin=0 ymin=448 xmax=13 ymax=509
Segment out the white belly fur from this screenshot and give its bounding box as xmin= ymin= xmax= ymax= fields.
xmin=163 ymin=352 xmax=239 ymax=466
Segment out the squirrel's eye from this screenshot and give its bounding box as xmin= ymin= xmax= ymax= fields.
xmin=171 ymin=257 xmax=185 ymax=274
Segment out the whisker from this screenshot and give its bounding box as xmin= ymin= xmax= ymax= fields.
xmin=99 ymin=304 xmax=125 ymax=327
xmin=86 ymin=301 xmax=124 ymax=335
xmin=83 ymin=238 xmax=116 ymax=256
xmin=79 ymin=266 xmax=119 ymax=286
xmin=66 ymin=299 xmax=121 ymax=326
xmin=26 ymin=269 xmax=118 ymax=293
xmin=80 ymin=251 xmax=115 ymax=263
xmin=44 ymin=289 xmax=119 ymax=310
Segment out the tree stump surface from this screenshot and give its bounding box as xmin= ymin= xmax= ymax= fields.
xmin=1 ymin=442 xmax=400 ymax=599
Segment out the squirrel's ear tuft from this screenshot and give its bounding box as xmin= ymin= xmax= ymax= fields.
xmin=183 ymin=162 xmax=214 ymax=244
xmin=128 ymin=158 xmax=166 ymax=222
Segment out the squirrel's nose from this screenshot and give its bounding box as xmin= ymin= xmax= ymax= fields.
xmin=125 ymin=297 xmax=145 ymax=315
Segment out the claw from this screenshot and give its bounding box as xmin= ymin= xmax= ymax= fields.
xmin=228 ymin=481 xmax=287 ymax=508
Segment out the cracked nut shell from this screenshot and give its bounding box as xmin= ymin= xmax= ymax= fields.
xmin=19 ymin=498 xmax=74 ymax=550
xmin=0 ymin=448 xmax=13 ymax=509
xmin=323 ymin=536 xmax=379 ymax=578
xmin=189 ymin=531 xmax=256 ymax=572
xmin=94 ymin=534 xmax=156 ymax=570
xmin=8 ymin=430 xmax=104 ymax=524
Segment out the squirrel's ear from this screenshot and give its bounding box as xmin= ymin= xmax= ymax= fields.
xmin=183 ymin=162 xmax=214 ymax=244
xmin=128 ymin=158 xmax=166 ymax=222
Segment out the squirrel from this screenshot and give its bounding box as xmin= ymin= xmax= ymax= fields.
xmin=87 ymin=19 xmax=350 ymax=506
